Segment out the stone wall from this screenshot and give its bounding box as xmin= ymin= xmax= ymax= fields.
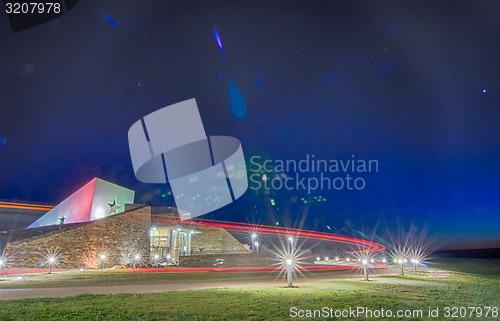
xmin=190 ymin=227 xmax=250 ymax=255
xmin=179 ymin=253 xmax=276 ymax=268
xmin=6 ymin=206 xmax=151 ymax=269
xmin=179 ymin=250 xmax=315 ymax=268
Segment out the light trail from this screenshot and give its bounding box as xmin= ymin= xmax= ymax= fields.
xmin=0 ymin=262 xmax=391 ymax=275
xmin=149 ymin=213 xmax=386 ymax=253
xmin=0 ymin=201 xmax=54 ymax=211
xmin=9 ymin=204 xmax=383 ymax=252
xmin=0 ymin=205 xmax=385 ymax=276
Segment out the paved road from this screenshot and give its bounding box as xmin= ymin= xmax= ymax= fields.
xmin=0 ymin=268 xmax=399 ymax=300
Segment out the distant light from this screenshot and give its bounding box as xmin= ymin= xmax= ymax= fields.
xmin=49 ymin=257 xmax=55 ymax=263
xmin=16 ymin=276 xmax=22 ymax=280
xmin=154 ymin=255 xmax=159 ymax=259
xmin=316 ymin=257 xmax=320 ymax=261
xmin=254 ymin=241 xmax=259 ymax=246
xmin=135 ymin=255 xmax=140 ymax=260
xmin=0 ymin=260 xmax=3 ymax=265
xmin=382 ymin=258 xmax=387 ymax=263
xmin=415 ymin=260 xmax=419 ymax=264
xmin=362 ymin=259 xmax=368 ymax=265
xmin=346 ymin=258 xmax=350 ymax=262
xmin=252 ymin=233 xmax=257 ymax=238
xmin=100 ymin=255 xmax=106 ymax=260
xmin=370 ymin=259 xmax=375 ymax=263
xmin=398 ymin=259 xmax=403 ymax=264
xmin=213 ymin=28 xmax=224 ymax=51
xmin=335 ymin=257 xmax=339 ymax=261
xmin=286 ymin=259 xmax=293 ymax=265
xmin=288 ymin=237 xmax=293 ymax=242
xmin=79 ymin=268 xmax=84 ymax=271
xmin=167 ymin=255 xmax=171 ymax=259
xmin=105 ymin=15 xmax=117 ymax=27
xmin=403 ymin=259 xmax=408 ymax=263
xmin=482 ymin=89 xmax=487 ymax=93
xmin=325 ymin=257 xmax=329 ymax=261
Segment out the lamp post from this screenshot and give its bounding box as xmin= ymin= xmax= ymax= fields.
xmin=286 ymin=259 xmax=293 ymax=287
xmin=99 ymin=254 xmax=106 ymax=269
xmin=251 ymin=234 xmax=257 ymax=253
xmin=254 ymin=241 xmax=259 ymax=254
xmin=412 ymin=259 xmax=419 ymax=272
xmin=48 ymin=257 xmax=55 ymax=274
xmin=398 ymin=259 xmax=404 ymax=275
xmin=134 ymin=255 xmax=140 ymax=268
xmin=362 ymin=259 xmax=369 ymax=281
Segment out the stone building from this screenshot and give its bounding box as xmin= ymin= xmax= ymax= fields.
xmin=0 ymin=178 xmax=249 ymax=269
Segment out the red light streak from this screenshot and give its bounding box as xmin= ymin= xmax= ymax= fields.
xmin=0 ymin=202 xmax=54 ymax=211
xmin=148 ymin=214 xmax=385 ymax=253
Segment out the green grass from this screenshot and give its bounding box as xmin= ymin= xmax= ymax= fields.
xmin=0 ymin=259 xmax=499 ymax=320
xmin=0 ymin=269 xmax=283 ymax=288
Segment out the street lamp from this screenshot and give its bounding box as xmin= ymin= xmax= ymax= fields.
xmin=362 ymin=259 xmax=369 ymax=281
xmin=48 ymin=257 xmax=56 ymax=274
xmin=286 ymin=258 xmax=293 ymax=287
xmin=411 ymin=259 xmax=419 ymax=272
xmin=254 ymin=241 xmax=259 ymax=254
xmin=99 ymin=254 xmax=106 ymax=269
xmin=251 ymin=234 xmax=257 ymax=253
xmin=398 ymin=259 xmax=404 ymax=275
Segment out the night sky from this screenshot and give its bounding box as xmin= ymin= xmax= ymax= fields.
xmin=1 ymin=0 xmax=499 ymax=249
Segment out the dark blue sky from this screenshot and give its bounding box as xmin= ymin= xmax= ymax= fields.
xmin=1 ymin=0 xmax=499 ymax=249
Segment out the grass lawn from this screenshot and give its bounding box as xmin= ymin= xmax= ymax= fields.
xmin=0 ymin=269 xmax=284 ymax=288
xmin=0 ymin=258 xmax=498 ymax=320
